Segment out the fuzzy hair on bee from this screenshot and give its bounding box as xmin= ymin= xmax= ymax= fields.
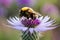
xmin=19 ymin=7 xmax=41 ymax=20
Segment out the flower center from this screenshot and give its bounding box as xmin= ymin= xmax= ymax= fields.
xmin=21 ymin=19 xmax=40 ymax=28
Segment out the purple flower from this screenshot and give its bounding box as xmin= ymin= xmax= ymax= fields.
xmin=21 ymin=19 xmax=40 ymax=28
xmin=41 ymin=3 xmax=59 ymax=14
xmin=7 ymin=16 xmax=56 ymax=33
xmin=0 ymin=0 xmax=13 ymax=8
xmin=16 ymin=0 xmax=36 ymax=7
xmin=0 ymin=7 xmax=7 ymax=17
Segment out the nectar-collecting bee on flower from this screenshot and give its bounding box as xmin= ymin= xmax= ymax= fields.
xmin=19 ymin=7 xmax=41 ymax=20
xmin=7 ymin=7 xmax=56 ymax=34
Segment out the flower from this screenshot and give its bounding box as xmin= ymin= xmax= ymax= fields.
xmin=0 ymin=7 xmax=7 ymax=17
xmin=16 ymin=0 xmax=36 ymax=7
xmin=0 ymin=0 xmax=13 ymax=8
xmin=21 ymin=19 xmax=40 ymax=28
xmin=7 ymin=16 xmax=56 ymax=33
xmin=41 ymin=3 xmax=59 ymax=14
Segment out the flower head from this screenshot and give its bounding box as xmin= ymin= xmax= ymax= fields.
xmin=7 ymin=16 xmax=56 ymax=33
xmin=21 ymin=19 xmax=40 ymax=28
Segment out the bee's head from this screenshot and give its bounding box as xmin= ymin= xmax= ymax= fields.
xmin=19 ymin=7 xmax=34 ymax=18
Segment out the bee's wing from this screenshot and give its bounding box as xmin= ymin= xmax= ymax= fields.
xmin=37 ymin=12 xmax=42 ymax=16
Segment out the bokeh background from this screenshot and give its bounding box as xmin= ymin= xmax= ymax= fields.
xmin=0 ymin=0 xmax=60 ymax=40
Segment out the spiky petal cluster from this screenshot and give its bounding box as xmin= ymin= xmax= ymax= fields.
xmin=21 ymin=19 xmax=40 ymax=28
xmin=7 ymin=16 xmax=56 ymax=33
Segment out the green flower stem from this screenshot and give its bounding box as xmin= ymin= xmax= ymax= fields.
xmin=22 ymin=29 xmax=41 ymax=40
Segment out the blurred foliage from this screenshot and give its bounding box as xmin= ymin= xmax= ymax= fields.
xmin=6 ymin=3 xmax=18 ymax=18
xmin=41 ymin=31 xmax=52 ymax=40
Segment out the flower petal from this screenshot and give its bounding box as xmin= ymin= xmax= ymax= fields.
xmin=34 ymin=26 xmax=56 ymax=32
xmin=34 ymin=16 xmax=56 ymax=32
xmin=29 ymin=28 xmax=34 ymax=34
xmin=41 ymin=16 xmax=50 ymax=23
xmin=39 ymin=16 xmax=43 ymax=21
xmin=7 ymin=19 xmax=15 ymax=25
xmin=11 ymin=26 xmax=28 ymax=31
xmin=7 ymin=16 xmax=24 ymax=26
xmin=39 ymin=20 xmax=54 ymax=27
xmin=14 ymin=16 xmax=19 ymax=21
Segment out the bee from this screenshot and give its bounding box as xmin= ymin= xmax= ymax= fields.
xmin=19 ymin=7 xmax=41 ymax=19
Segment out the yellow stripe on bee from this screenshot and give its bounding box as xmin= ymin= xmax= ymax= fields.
xmin=21 ymin=7 xmax=29 ymax=11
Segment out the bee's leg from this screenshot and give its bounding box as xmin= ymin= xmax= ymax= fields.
xmin=30 ymin=13 xmax=34 ymax=19
xmin=27 ymin=17 xmax=29 ymax=19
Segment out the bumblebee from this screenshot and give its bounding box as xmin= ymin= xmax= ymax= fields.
xmin=19 ymin=7 xmax=41 ymax=19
